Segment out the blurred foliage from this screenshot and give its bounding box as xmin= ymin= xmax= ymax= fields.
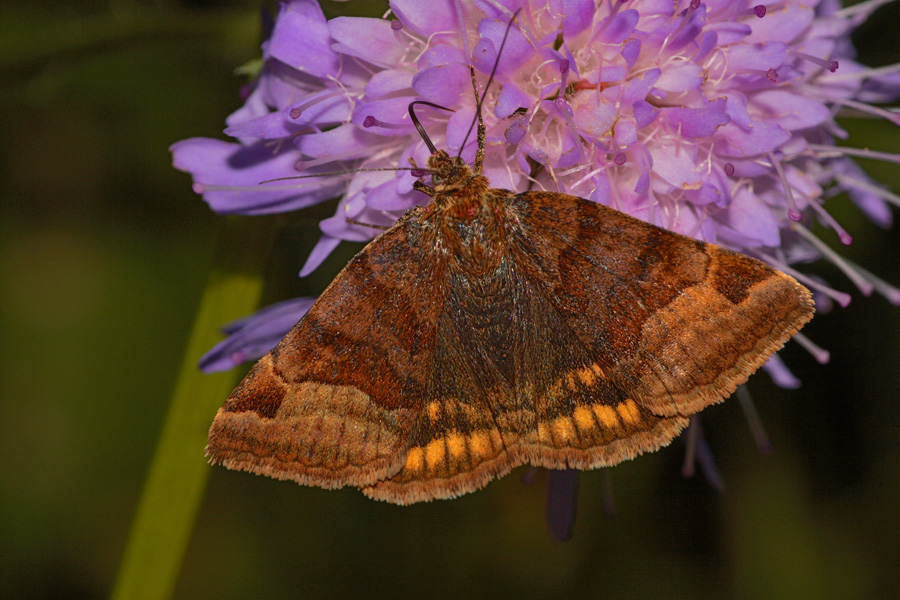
xmin=0 ymin=1 xmax=898 ymax=599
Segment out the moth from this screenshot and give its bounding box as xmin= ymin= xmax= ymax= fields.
xmin=206 ymin=21 xmax=814 ymax=506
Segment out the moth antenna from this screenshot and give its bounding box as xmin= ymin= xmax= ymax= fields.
xmin=259 ymin=166 xmax=429 ymax=185
xmin=408 ymin=100 xmax=455 ymax=155
xmin=456 ymin=9 xmax=521 ymax=165
xmin=469 ymin=65 xmax=486 ymax=174
xmin=346 ymin=218 xmax=390 ymax=231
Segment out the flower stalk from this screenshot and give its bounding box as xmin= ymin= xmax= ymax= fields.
xmin=112 ymin=217 xmax=277 ymax=600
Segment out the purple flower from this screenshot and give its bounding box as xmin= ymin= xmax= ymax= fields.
xmin=197 ymin=297 xmax=315 ymax=372
xmin=174 ymin=0 xmax=900 ymax=534
xmin=177 ymin=0 xmax=900 ymax=374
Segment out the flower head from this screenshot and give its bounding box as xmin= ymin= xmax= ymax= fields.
xmin=175 ymin=0 xmax=900 ymax=378
xmin=175 ymin=0 xmax=900 ymax=540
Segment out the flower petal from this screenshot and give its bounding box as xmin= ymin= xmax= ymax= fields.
xmin=561 ymin=0 xmax=594 ymax=38
xmin=495 ymin=81 xmax=532 ymax=118
xmin=747 ymin=4 xmax=815 ymax=44
xmin=328 ymin=17 xmax=406 ymax=67
xmin=412 ymin=63 xmax=471 ymax=106
xmin=752 ymin=90 xmax=833 ymax=131
xmin=594 ymin=9 xmax=638 ymax=44
xmin=390 ymin=0 xmax=457 ymax=37
xmin=473 ymin=17 xmax=533 ymax=74
xmin=716 ymin=186 xmax=782 ymax=247
xmin=300 ymin=234 xmax=341 ymax=277
xmin=716 ymin=122 xmax=791 ymax=158
xmin=365 ymin=69 xmax=414 ymax=99
xmin=365 ymin=178 xmax=415 ymax=211
xmin=170 ymin=138 xmax=340 ymax=215
xmin=654 ymin=63 xmax=705 ymax=93
xmin=295 ymin=123 xmax=387 ymax=159
xmin=660 ymin=107 xmax=730 ymax=138
xmin=199 ymin=297 xmax=316 ymax=372
xmin=265 ymin=0 xmax=339 ymax=77
xmin=224 ymin=93 xmax=350 ymax=139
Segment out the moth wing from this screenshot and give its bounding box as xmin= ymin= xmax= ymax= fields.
xmin=507 ymin=191 xmax=814 ymax=422
xmin=207 ymin=212 xmax=448 ymax=490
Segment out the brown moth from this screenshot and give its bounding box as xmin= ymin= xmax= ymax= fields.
xmin=206 ymin=26 xmax=814 ymax=506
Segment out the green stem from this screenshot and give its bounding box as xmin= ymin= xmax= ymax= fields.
xmin=112 ymin=216 xmax=278 ymax=600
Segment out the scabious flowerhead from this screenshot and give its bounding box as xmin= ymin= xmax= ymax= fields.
xmin=173 ymin=0 xmax=900 ymax=541
xmin=173 ymin=0 xmax=900 ymax=379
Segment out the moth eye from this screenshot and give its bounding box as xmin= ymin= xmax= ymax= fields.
xmin=432 ymin=175 xmax=443 ymax=185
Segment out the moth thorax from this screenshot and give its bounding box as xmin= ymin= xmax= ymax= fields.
xmin=433 ymin=175 xmax=491 ymax=213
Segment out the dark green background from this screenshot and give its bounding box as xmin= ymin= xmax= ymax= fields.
xmin=2 ymin=1 xmax=899 ymax=598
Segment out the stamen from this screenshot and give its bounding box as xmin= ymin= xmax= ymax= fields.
xmin=390 ymin=20 xmax=402 ymax=31
xmin=753 ymin=5 xmax=767 ymax=18
xmin=682 ymin=416 xmax=699 ymax=477
xmin=763 ymin=354 xmax=802 ymax=389
xmin=733 ymin=68 xmax=780 ymax=83
xmin=826 ymin=62 xmax=900 ymax=82
xmin=809 ymin=144 xmax=900 ymax=165
xmin=826 ymin=96 xmax=900 ymax=126
xmin=697 ymin=431 xmax=725 ymax=494
xmin=802 ymin=195 xmax=854 ymax=245
xmin=759 ymin=252 xmax=853 ymax=307
xmin=792 ymin=332 xmax=831 ymax=365
xmin=546 ymin=469 xmax=579 ymax=542
xmin=682 ymin=417 xmax=725 ymax=492
xmin=767 ymin=152 xmax=802 ymax=221
xmin=452 ymin=0 xmax=471 ymax=61
xmin=834 ymin=0 xmax=895 ymax=20
xmin=843 ymin=260 xmax=900 ymax=305
xmin=723 ymin=162 xmax=735 ymax=176
xmin=568 ymin=166 xmax=607 ymax=192
xmin=834 ymin=174 xmax=900 ymax=209
xmin=791 ymin=50 xmax=839 ymax=73
xmin=363 ymin=115 xmax=409 ymax=129
xmin=289 ymin=90 xmax=346 ymax=120
xmin=736 ymin=385 xmax=772 ymax=454
xmin=793 ymin=223 xmax=875 ymax=295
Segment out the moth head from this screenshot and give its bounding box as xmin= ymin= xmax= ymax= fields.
xmin=426 ymin=149 xmax=473 ymax=191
